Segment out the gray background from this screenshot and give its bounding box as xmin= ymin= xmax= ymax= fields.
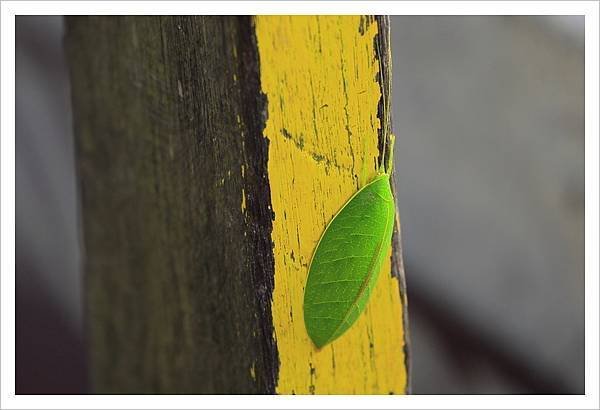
xmin=16 ymin=16 xmax=584 ymax=394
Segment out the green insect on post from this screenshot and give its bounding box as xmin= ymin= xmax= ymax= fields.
xmin=303 ymin=135 xmax=397 ymax=348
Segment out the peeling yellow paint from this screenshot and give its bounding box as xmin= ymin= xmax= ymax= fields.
xmin=255 ymin=16 xmax=407 ymax=394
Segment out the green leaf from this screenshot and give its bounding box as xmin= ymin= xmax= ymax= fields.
xmin=303 ymin=173 xmax=396 ymax=348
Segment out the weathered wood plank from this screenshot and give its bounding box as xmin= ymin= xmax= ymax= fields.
xmin=67 ymin=16 xmax=277 ymax=393
xmin=255 ymin=16 xmax=409 ymax=394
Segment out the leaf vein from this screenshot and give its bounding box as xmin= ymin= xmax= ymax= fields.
xmin=318 ymin=255 xmax=370 ymax=264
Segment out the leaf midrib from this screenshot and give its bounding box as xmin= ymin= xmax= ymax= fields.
xmin=324 ymin=196 xmax=394 ymax=345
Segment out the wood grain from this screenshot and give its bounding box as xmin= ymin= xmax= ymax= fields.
xmin=67 ymin=16 xmax=277 ymax=393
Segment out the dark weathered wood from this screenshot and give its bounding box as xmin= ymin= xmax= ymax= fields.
xmin=376 ymin=15 xmax=412 ymax=393
xmin=67 ymin=16 xmax=277 ymax=394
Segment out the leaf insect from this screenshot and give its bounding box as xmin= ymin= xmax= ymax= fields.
xmin=303 ymin=134 xmax=397 ymax=348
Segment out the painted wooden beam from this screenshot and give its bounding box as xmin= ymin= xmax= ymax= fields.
xmin=255 ymin=15 xmax=409 ymax=394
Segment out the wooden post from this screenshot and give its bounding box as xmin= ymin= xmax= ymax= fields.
xmin=67 ymin=15 xmax=409 ymax=394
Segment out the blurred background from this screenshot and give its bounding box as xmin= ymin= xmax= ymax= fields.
xmin=15 ymin=16 xmax=584 ymax=394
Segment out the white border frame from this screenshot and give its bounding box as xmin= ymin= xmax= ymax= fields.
xmin=1 ymin=1 xmax=598 ymax=409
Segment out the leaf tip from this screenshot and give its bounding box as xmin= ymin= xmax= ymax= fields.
xmin=305 ymin=322 xmax=327 ymax=349
xmin=311 ymin=338 xmax=329 ymax=350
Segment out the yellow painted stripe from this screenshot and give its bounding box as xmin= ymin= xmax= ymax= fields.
xmin=255 ymin=16 xmax=408 ymax=394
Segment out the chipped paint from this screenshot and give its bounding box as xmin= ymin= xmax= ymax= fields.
xmin=255 ymin=16 xmax=408 ymax=394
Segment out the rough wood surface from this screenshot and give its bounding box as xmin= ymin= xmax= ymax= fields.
xmin=67 ymin=15 xmax=409 ymax=394
xmin=67 ymin=16 xmax=277 ymax=393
